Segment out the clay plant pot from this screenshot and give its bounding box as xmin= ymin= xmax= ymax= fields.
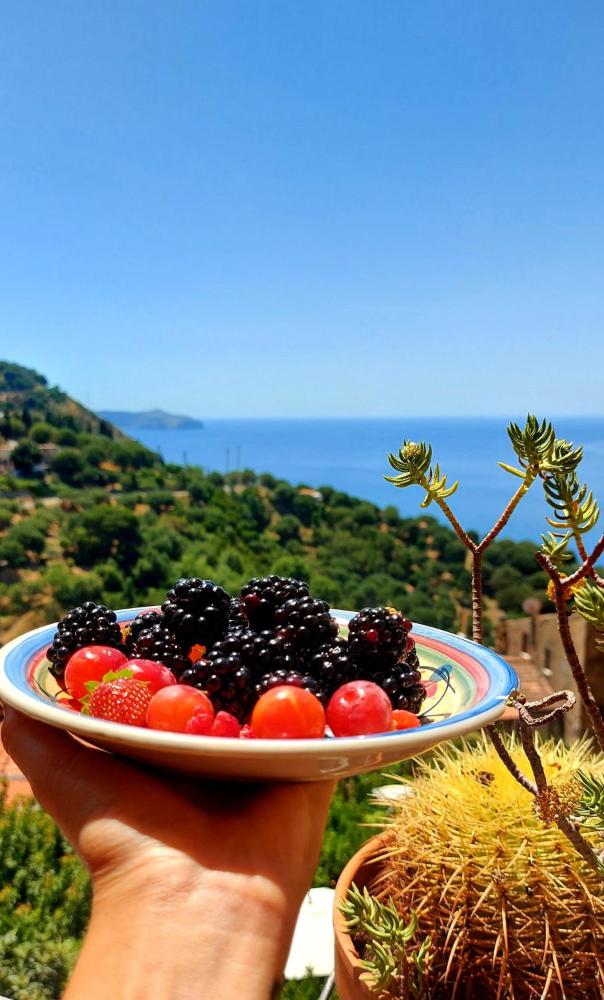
xmin=333 ymin=833 xmax=393 ymax=1000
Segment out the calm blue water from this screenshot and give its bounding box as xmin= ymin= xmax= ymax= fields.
xmin=127 ymin=418 xmax=604 ymax=542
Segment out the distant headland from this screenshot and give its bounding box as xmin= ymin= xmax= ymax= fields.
xmin=99 ymin=408 xmax=203 ymax=431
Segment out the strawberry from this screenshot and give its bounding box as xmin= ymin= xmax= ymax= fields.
xmin=88 ymin=677 xmax=152 ymax=727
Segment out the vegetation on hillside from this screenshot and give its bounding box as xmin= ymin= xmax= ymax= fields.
xmin=0 ymin=362 xmax=550 ymax=644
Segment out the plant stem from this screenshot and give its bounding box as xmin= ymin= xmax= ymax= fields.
xmin=487 ymin=726 xmax=538 ymax=795
xmin=477 ymin=473 xmax=537 ymax=553
xmin=417 ymin=475 xmax=475 ymax=550
xmin=518 ymin=720 xmax=604 ymax=876
xmin=562 ymin=533 xmax=604 ymax=590
xmin=421 ymin=475 xmax=538 ymax=645
xmin=536 ymin=550 xmax=604 ymax=753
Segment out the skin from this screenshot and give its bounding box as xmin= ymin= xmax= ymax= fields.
xmin=1 ymin=708 xmax=335 ymax=1000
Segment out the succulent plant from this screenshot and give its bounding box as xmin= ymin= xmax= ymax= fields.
xmin=369 ymin=736 xmax=604 ymax=998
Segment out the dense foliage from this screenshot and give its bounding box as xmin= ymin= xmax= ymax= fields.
xmin=0 ymin=362 xmax=550 ymax=645
xmin=0 ymin=783 xmax=91 ymax=1000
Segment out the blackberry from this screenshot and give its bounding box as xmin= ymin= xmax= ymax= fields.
xmin=273 ymin=596 xmax=338 ymax=652
xmin=307 ymin=638 xmax=355 ymax=696
xmin=362 ymin=663 xmax=426 ymax=714
xmin=179 ymin=630 xmax=274 ymax=720
xmin=256 ymin=670 xmax=327 ymax=706
xmin=130 ymin=624 xmax=190 ymax=675
xmin=47 ymin=602 xmax=123 ymax=681
xmin=162 ymin=578 xmax=230 ymax=647
xmin=180 ymin=658 xmax=256 ymax=721
xmin=124 ymin=611 xmax=165 ymax=652
xmin=240 ymin=575 xmax=309 ymax=630
xmin=228 ymin=598 xmax=248 ymax=630
xmin=347 ymin=607 xmax=411 ymax=666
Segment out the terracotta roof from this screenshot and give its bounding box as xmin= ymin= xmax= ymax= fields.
xmin=500 ymin=654 xmax=555 ymax=721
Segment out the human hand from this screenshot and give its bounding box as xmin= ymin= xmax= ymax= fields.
xmin=1 ymin=708 xmax=335 ymax=1000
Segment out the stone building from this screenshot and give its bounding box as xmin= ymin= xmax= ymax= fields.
xmin=498 ymin=612 xmax=604 ymax=742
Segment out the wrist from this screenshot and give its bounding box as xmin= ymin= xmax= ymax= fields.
xmin=66 ymin=859 xmax=296 ymax=1000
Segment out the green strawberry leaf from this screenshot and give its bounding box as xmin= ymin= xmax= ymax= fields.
xmin=102 ymin=668 xmax=134 ymax=683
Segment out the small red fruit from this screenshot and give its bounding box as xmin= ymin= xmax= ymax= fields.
xmin=327 ymin=681 xmax=393 ymax=737
xmin=146 ymin=685 xmax=214 ymax=733
xmin=240 ymin=724 xmax=255 ymax=739
xmin=64 ymin=646 xmax=129 ymax=700
xmin=88 ymin=677 xmax=152 ymax=727
xmin=125 ymin=658 xmax=177 ymax=694
xmin=209 ymin=711 xmax=240 ymax=737
xmin=391 ymin=709 xmax=421 ymax=730
xmin=251 ymin=686 xmax=326 ymax=739
xmin=184 ymin=703 xmax=215 ymax=735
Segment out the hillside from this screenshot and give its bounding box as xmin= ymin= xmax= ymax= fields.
xmin=0 ymin=361 xmax=551 ymax=643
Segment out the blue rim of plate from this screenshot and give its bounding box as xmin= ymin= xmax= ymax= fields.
xmin=0 ymin=608 xmax=518 ymax=745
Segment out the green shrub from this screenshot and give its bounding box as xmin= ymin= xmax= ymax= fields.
xmin=0 ymin=785 xmax=91 ymax=1000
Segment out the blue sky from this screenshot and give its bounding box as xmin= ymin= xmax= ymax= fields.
xmin=1 ymin=1 xmax=603 ymax=417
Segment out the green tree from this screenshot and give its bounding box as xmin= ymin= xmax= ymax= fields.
xmin=29 ymin=422 xmax=54 ymax=444
xmin=62 ymin=505 xmax=142 ymax=570
xmin=11 ymin=441 xmax=42 ymax=476
xmin=275 ymin=514 xmax=301 ymax=544
xmin=51 ymin=449 xmax=85 ymax=486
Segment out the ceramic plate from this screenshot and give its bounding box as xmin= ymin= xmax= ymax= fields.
xmin=0 ymin=608 xmax=517 ymax=781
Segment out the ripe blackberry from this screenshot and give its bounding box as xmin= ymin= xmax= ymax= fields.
xmin=361 ymin=663 xmax=426 ymax=714
xmin=179 ymin=630 xmax=268 ymax=719
xmin=256 ymin=670 xmax=327 ymax=705
xmin=240 ymin=575 xmax=309 ymax=630
xmin=180 ymin=653 xmax=255 ymax=722
xmin=347 ymin=607 xmax=411 ymax=666
xmin=273 ymin=596 xmax=338 ymax=652
xmin=130 ymin=624 xmax=190 ymax=675
xmin=228 ymin=598 xmax=248 ymax=630
xmin=307 ymin=638 xmax=355 ymax=696
xmin=124 ymin=611 xmax=165 ymax=652
xmin=47 ymin=602 xmax=123 ymax=682
xmin=402 ymin=641 xmax=420 ymax=671
xmin=162 ymin=578 xmax=230 ymax=647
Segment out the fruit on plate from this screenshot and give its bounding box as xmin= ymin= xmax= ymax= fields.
xmin=146 ymin=685 xmax=215 ymax=733
xmin=47 ymin=602 xmax=124 ymax=682
xmin=185 ymin=710 xmax=241 ymax=738
xmin=87 ymin=676 xmax=153 ymax=726
xmin=64 ymin=646 xmax=129 ymax=700
xmin=162 ymin=578 xmax=231 ymax=646
xmin=250 ymin=685 xmax=326 ymax=739
xmin=326 ymin=680 xmax=393 ymax=737
xmin=46 ymin=576 xmax=428 ymax=738
xmin=240 ymin=575 xmax=310 ymax=630
xmin=391 ymin=708 xmax=422 ymax=730
xmin=125 ymin=659 xmax=177 ymax=694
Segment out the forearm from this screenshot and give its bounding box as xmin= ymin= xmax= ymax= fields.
xmin=65 ymin=866 xmax=296 ymax=1000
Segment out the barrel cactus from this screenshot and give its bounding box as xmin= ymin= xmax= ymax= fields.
xmin=372 ymin=736 xmax=604 ymax=998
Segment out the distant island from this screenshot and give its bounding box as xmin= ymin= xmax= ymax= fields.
xmin=99 ymin=408 xmax=204 ymax=431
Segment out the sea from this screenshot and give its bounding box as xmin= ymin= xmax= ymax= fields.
xmin=124 ymin=417 xmax=604 ymax=543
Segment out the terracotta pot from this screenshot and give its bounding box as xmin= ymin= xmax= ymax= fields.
xmin=333 ymin=833 xmax=392 ymax=1000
